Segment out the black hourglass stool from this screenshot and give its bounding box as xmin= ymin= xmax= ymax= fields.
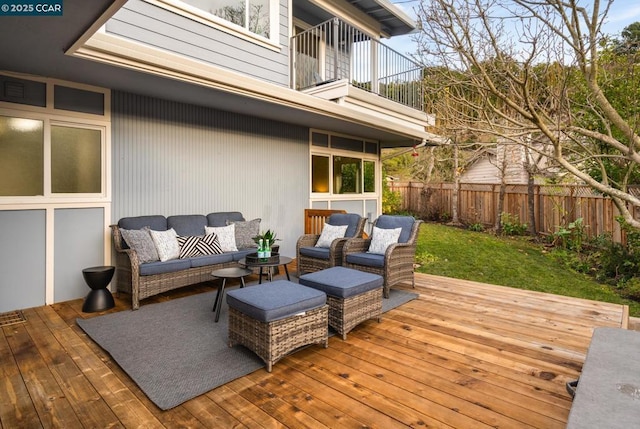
xmin=82 ymin=265 xmax=116 ymax=312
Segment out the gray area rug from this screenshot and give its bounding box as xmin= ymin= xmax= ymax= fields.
xmin=77 ymin=284 xmax=418 ymax=410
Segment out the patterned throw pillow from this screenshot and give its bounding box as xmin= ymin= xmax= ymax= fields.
xmin=120 ymin=227 xmax=160 ymax=264
xmin=177 ymin=234 xmax=223 ymax=258
xmin=315 ymin=223 xmax=348 ymax=248
xmin=205 ymin=224 xmax=238 ymax=252
xmin=149 ymin=228 xmax=180 ymax=261
xmin=368 ymin=226 xmax=402 ymax=255
xmin=228 ymin=218 xmax=260 ymax=249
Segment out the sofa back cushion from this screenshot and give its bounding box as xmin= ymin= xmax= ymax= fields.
xmin=118 ymin=215 xmax=168 ymax=231
xmin=207 ymin=212 xmax=245 ymax=227
xmin=167 ymin=214 xmax=207 ymax=236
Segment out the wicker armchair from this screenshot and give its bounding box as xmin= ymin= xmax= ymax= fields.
xmin=343 ymin=215 xmax=422 ymax=298
xmin=296 ymin=213 xmax=366 ymax=277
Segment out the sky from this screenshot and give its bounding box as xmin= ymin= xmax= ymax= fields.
xmin=384 ymin=0 xmax=640 ymax=59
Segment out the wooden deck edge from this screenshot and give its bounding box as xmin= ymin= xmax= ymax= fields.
xmin=622 ymin=305 xmax=630 ymax=329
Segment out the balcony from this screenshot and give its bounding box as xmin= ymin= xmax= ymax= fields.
xmin=292 ymin=18 xmax=424 ymax=113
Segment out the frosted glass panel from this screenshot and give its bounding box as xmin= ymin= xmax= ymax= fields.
xmin=51 ymin=126 xmax=101 ymax=193
xmin=0 ymin=116 xmax=44 ymax=196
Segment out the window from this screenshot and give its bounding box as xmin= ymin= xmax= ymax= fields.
xmin=0 ymin=114 xmax=104 ymax=197
xmin=312 ymin=155 xmax=329 ymax=193
xmin=51 ymin=125 xmax=102 ymax=194
xmin=334 ymin=156 xmax=361 ymax=194
xmin=0 ymin=116 xmax=44 ymax=196
xmin=182 ymin=0 xmax=272 ymax=39
xmin=310 ymin=132 xmax=378 ymax=196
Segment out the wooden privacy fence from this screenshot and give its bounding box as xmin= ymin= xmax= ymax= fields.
xmin=388 ymin=182 xmax=640 ymax=242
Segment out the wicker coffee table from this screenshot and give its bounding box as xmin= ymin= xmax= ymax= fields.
xmin=211 ymin=266 xmax=253 ymax=322
xmin=239 ymin=255 xmax=292 ymax=283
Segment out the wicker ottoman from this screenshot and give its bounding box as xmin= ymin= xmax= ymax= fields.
xmin=299 ymin=267 xmax=383 ymax=340
xmin=226 ymin=280 xmax=328 ymax=372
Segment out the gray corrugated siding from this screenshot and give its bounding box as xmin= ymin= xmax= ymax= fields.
xmin=106 ymin=0 xmax=290 ymax=86
xmin=111 ymin=91 xmax=309 ymax=256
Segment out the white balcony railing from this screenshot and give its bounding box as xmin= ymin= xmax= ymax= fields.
xmin=292 ymin=18 xmax=423 ymax=111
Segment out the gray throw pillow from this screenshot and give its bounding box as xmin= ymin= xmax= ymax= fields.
xmin=228 ymin=218 xmax=261 ymax=249
xmin=120 ymin=227 xmax=160 ymax=264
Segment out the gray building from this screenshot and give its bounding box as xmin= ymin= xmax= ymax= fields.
xmin=0 ymin=0 xmax=437 ymax=312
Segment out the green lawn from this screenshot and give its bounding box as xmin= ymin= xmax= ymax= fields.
xmin=415 ymin=222 xmax=640 ymax=316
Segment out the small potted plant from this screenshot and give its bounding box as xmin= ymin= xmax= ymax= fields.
xmin=253 ymin=229 xmax=280 ymax=258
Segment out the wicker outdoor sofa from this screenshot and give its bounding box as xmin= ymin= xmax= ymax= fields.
xmin=111 ymin=212 xmax=257 ymax=309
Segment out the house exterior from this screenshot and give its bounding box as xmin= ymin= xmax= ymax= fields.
xmin=460 ymin=143 xmax=549 ymax=185
xmin=0 ymin=0 xmax=437 ymax=313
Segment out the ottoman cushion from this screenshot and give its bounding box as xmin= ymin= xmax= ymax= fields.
xmin=226 ymin=280 xmax=326 ymax=322
xmin=299 ymin=267 xmax=383 ymax=298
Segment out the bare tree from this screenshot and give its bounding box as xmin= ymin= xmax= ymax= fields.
xmin=415 ymin=0 xmax=640 ymax=228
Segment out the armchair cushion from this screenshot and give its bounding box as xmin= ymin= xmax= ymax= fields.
xmin=368 ymin=226 xmax=401 ymax=255
xmin=375 ymin=215 xmax=416 ymax=243
xmin=299 ymin=246 xmax=331 ymax=260
xmin=345 ymin=252 xmax=385 ymax=268
xmin=315 ymin=223 xmax=348 ymax=248
xmin=327 ymin=213 xmax=362 ymax=238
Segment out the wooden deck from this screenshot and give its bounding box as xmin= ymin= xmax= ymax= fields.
xmin=0 ymin=271 xmax=628 ymax=428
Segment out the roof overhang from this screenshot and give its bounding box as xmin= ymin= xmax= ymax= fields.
xmin=346 ymin=0 xmax=415 ymax=36
xmin=0 ymin=0 xmax=437 ymax=148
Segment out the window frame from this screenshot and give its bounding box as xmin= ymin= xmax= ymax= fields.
xmin=310 ymin=131 xmax=379 ymax=198
xmin=0 ymin=111 xmax=108 ymax=201
xmin=0 ymin=75 xmax=110 ymax=205
xmin=148 ymin=0 xmax=281 ymax=51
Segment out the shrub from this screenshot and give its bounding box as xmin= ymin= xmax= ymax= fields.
xmin=468 ymin=222 xmax=485 ymax=232
xmin=552 ymin=218 xmax=588 ymax=252
xmin=500 ymin=212 xmax=528 ymax=236
xmin=382 ymin=182 xmax=403 ymax=214
xmin=617 ymin=277 xmax=640 ymax=301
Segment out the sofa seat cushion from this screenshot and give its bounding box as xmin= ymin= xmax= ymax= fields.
xmin=226 ymin=280 xmax=326 ymax=322
xmin=139 ymin=259 xmax=192 ymax=276
xmin=345 ymin=252 xmax=385 ymax=268
xmin=299 ymin=246 xmax=330 ymax=260
xmin=299 ymin=267 xmax=383 ymax=298
xmin=230 ymin=248 xmax=258 ymax=261
xmin=188 ymin=253 xmax=234 ymax=268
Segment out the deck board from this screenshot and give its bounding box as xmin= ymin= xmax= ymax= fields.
xmin=0 ymin=271 xmax=628 ymax=428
